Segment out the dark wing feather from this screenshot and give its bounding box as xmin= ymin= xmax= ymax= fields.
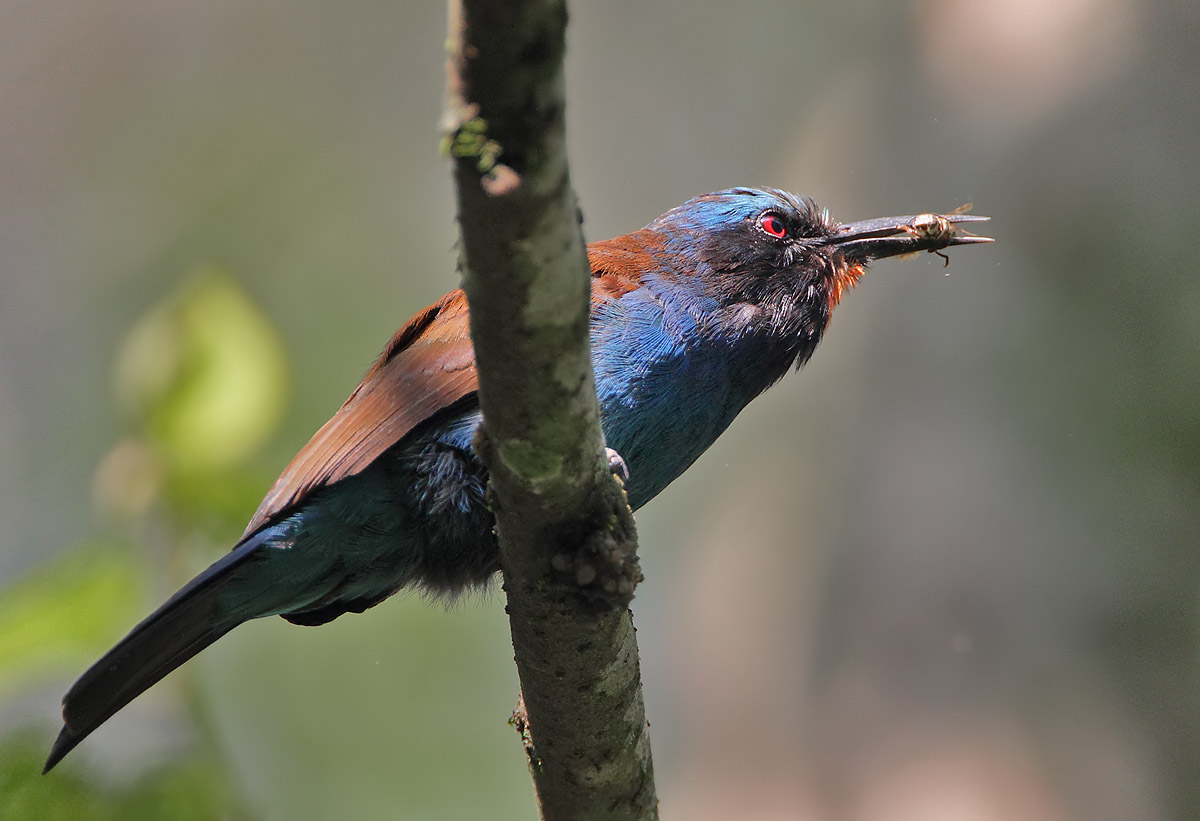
xmin=243 ymin=289 xmax=477 ymax=536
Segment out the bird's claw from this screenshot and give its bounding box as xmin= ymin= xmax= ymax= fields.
xmin=605 ymin=447 xmax=630 ymax=484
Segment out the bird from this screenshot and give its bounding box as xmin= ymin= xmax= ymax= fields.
xmin=44 ymin=187 xmax=991 ymax=772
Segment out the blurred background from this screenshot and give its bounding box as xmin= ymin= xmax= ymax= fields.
xmin=1 ymin=0 xmax=1197 ymax=819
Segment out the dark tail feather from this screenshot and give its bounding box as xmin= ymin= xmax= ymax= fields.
xmin=44 ymin=534 xmax=270 ymax=773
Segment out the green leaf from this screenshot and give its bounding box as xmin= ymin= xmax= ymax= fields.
xmin=115 ymin=268 xmax=288 ymax=474
xmin=0 ymin=546 xmax=147 ymax=699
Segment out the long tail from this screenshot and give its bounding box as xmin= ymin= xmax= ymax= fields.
xmin=43 ymin=529 xmax=289 ymax=773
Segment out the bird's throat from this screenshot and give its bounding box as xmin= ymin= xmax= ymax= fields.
xmin=829 ymin=261 xmax=866 ymax=311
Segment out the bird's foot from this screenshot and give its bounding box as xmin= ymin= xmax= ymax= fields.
xmin=605 ymin=447 xmax=630 ymax=485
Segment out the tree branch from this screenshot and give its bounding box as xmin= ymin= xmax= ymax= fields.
xmin=443 ymin=2 xmax=658 ymax=819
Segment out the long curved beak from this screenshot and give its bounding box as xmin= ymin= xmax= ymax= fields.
xmin=829 ymin=212 xmax=993 ymax=262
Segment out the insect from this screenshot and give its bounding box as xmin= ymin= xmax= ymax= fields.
xmin=903 ymin=204 xmax=973 ymax=266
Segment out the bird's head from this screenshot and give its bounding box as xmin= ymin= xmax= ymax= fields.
xmin=650 ymin=187 xmax=991 ymax=309
xmin=642 ymin=187 xmax=991 ymax=366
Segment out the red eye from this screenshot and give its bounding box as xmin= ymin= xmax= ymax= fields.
xmin=758 ymin=213 xmax=787 ymax=239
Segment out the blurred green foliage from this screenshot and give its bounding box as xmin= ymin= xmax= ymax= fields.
xmin=108 ymin=269 xmax=289 ymax=529
xmin=0 ymin=732 xmax=240 ymax=821
xmin=0 ymin=546 xmax=146 ymax=703
xmin=0 ymin=271 xmax=288 ymax=818
xmin=114 ymin=268 xmax=287 ymax=475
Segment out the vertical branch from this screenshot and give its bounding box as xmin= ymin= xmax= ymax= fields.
xmin=443 ymin=2 xmax=658 ymax=819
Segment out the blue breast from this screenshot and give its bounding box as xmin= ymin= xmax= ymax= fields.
xmin=590 ymin=280 xmax=752 ymax=509
xmin=429 ymin=276 xmax=771 ymax=511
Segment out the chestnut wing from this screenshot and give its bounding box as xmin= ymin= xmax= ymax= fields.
xmin=242 ymin=290 xmax=477 ymax=536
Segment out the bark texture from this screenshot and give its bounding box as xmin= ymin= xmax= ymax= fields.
xmin=444 ymin=2 xmax=658 ymax=819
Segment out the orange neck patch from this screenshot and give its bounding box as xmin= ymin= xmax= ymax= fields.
xmin=829 ymin=261 xmax=866 ymax=311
